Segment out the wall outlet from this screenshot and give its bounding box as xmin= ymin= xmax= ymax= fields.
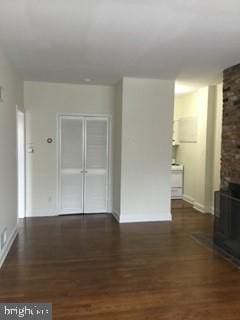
xmin=0 ymin=228 xmax=7 ymax=251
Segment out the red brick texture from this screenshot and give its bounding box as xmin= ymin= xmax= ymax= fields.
xmin=222 ymin=64 xmax=240 ymax=189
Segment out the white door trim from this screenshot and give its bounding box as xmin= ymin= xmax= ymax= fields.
xmin=16 ymin=106 xmax=26 ymax=219
xmin=57 ymin=113 xmax=112 ymax=215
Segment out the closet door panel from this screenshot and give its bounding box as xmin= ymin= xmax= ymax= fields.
xmin=61 ymin=173 xmax=83 ymax=210
xmin=61 ymin=118 xmax=83 ymax=169
xmin=85 ymin=174 xmax=107 ymax=212
xmin=59 ymin=117 xmax=84 ymax=213
xmin=84 ymin=119 xmax=108 ymax=213
xmin=86 ymin=120 xmax=108 ymax=169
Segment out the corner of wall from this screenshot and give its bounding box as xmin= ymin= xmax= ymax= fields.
xmin=0 ymin=47 xmax=23 ymax=268
xmin=111 ymin=210 xmax=120 ymax=223
xmin=0 ymin=227 xmax=18 ymax=269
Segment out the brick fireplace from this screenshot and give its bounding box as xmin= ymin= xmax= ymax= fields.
xmin=214 ymin=63 xmax=240 ymax=259
xmin=221 ymin=64 xmax=240 ymax=189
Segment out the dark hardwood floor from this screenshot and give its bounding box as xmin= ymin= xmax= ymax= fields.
xmin=0 ymin=203 xmax=240 ymax=319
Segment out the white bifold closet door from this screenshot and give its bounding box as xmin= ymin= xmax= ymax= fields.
xmin=59 ymin=116 xmax=108 ymax=214
xmin=60 ymin=117 xmax=84 ymax=213
xmin=84 ymin=118 xmax=108 ymax=213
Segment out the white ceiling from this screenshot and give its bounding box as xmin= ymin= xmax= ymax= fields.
xmin=0 ymin=0 xmax=240 ymax=85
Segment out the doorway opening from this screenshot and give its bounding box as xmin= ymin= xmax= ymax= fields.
xmin=171 ymin=83 xmax=223 ymax=214
xmin=17 ymin=107 xmax=26 ymax=219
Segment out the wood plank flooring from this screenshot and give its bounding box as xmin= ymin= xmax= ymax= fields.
xmin=0 ymin=203 xmax=240 ymax=319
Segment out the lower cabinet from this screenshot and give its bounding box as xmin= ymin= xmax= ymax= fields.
xmin=171 ymin=169 xmax=183 ymax=199
xmin=171 ymin=187 xmax=183 ymax=199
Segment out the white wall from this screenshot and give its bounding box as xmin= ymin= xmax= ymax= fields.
xmin=193 ymin=87 xmax=212 ymax=212
xmin=24 ymin=81 xmax=115 ymax=216
xmin=112 ymin=81 xmax=123 ymax=219
xmin=119 ymin=78 xmax=175 ymax=222
xmin=204 ymin=86 xmax=216 ymax=212
xmin=0 ymin=48 xmax=23 ymax=267
xmin=25 ymin=79 xmax=175 ymax=221
xmin=211 ymin=83 xmax=223 ymax=210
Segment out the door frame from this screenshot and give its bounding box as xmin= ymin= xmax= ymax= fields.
xmin=56 ymin=113 xmax=112 ymax=214
xmin=16 ymin=106 xmax=26 ymax=219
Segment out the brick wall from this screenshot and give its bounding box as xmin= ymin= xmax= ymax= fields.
xmin=221 ymin=64 xmax=240 ymax=189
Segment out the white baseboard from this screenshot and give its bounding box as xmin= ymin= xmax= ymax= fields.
xmin=193 ymin=201 xmax=206 ymax=213
xmin=204 ymin=205 xmax=214 ymax=215
xmin=119 ymin=212 xmax=172 ymax=223
xmin=183 ymin=194 xmax=194 ymax=204
xmin=27 ymin=209 xmax=58 ymax=217
xmin=0 ymin=227 xmax=18 ymax=269
xmin=112 ymin=210 xmax=172 ymax=223
xmin=183 ymin=194 xmax=210 ymax=214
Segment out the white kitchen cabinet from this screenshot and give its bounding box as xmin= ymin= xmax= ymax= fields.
xmin=171 ymin=165 xmax=183 ymax=199
xmin=171 ymin=188 xmax=183 ymax=199
xmin=171 ymin=171 xmax=183 ymax=188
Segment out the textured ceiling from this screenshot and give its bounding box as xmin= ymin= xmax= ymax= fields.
xmin=0 ymin=0 xmax=239 ymax=85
